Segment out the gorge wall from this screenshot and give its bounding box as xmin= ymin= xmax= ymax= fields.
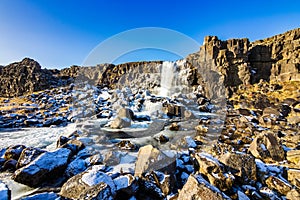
xmin=0 ymin=28 xmax=299 ymax=98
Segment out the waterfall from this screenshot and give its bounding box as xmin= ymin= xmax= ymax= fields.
xmin=159 ymin=61 xmax=176 ymax=97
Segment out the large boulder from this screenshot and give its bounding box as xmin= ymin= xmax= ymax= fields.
xmin=248 ymin=132 xmax=285 ymax=162
xmin=13 ymin=148 xmax=72 ymax=187
xmin=177 ymin=175 xmax=229 ymax=200
xmin=218 ymin=152 xmax=256 ymax=183
xmin=60 ymin=165 xmax=116 ymax=199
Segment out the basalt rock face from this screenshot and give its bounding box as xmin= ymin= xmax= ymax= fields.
xmin=0 ymin=58 xmax=57 ymax=97
xmin=187 ymin=28 xmax=300 ymax=97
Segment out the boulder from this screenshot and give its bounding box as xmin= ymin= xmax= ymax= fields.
xmin=114 ymin=174 xmax=138 ymax=198
xmin=249 ymin=132 xmax=285 ymax=162
xmin=13 ymin=148 xmax=72 ymax=187
xmin=218 ymin=152 xmax=256 ymax=183
xmin=195 ymin=153 xmax=234 ymax=191
xmin=177 ymin=175 xmax=229 ymax=200
xmin=117 ymin=108 xmax=134 ymax=120
xmin=17 ymin=147 xmax=46 ymax=168
xmin=134 ymin=145 xmax=176 ymax=177
xmin=287 ymin=169 xmax=300 ymax=189
xmin=60 ymin=165 xmax=116 ymax=199
xmin=135 ymin=178 xmax=165 ymax=200
xmin=110 ymin=117 xmax=131 ymax=129
xmin=265 ymin=176 xmax=292 ymax=195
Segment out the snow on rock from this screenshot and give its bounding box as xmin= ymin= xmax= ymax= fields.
xmin=19 ymin=192 xmax=59 ymax=200
xmin=60 ymin=165 xmax=116 ymax=199
xmin=13 ymin=148 xmax=72 ymax=187
xmin=0 ymin=181 xmax=11 ymax=200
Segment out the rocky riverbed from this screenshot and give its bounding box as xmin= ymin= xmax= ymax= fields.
xmin=0 ymin=79 xmax=299 ymax=200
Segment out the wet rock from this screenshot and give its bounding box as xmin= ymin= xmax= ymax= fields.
xmin=117 ymin=140 xmax=137 ymax=150
xmin=60 ymin=165 xmax=116 ymax=199
xmin=17 ymin=147 xmax=46 ymax=168
xmin=178 ymin=175 xmax=229 ymax=200
xmin=169 ymin=122 xmax=180 ymax=131
xmin=163 ymin=103 xmax=184 ymax=117
xmin=13 ymin=148 xmax=72 ymax=187
xmin=287 ymin=169 xmax=300 ymax=189
xmin=287 ymin=150 xmax=300 ymax=165
xmin=218 ymin=152 xmax=256 ymax=183
xmin=249 ymin=132 xmax=285 ymax=162
xmin=266 ymin=176 xmax=292 ymax=195
xmin=0 ymin=181 xmax=11 ymax=200
xmin=110 ymin=117 xmax=131 ymax=129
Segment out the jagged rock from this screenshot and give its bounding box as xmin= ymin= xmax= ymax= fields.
xmin=287 ymin=150 xmax=300 ymax=165
xmin=265 ymin=176 xmax=292 ymax=195
xmin=135 ymin=178 xmax=165 ymax=200
xmin=13 ymin=148 xmax=72 ymax=187
xmin=195 ymin=153 xmax=234 ymax=191
xmin=17 ymin=147 xmax=46 ymax=168
xmin=249 ymin=132 xmax=285 ymax=162
xmin=134 ymin=145 xmax=159 ymax=177
xmin=78 ymin=182 xmax=113 ymax=200
xmin=287 ymin=169 xmax=300 ymax=189
xmin=60 ymin=139 xmax=85 ymax=155
xmin=114 ymin=174 xmax=138 ymax=198
xmin=218 ymin=152 xmax=256 ymax=183
xmin=60 ymin=165 xmax=116 ymax=199
xmin=145 ymin=171 xmax=175 ymax=196
xmin=0 ymin=181 xmax=11 ymax=200
xmin=177 ymin=175 xmax=229 ymax=200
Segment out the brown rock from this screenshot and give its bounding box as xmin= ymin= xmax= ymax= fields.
xmin=265 ymin=176 xmax=292 ymax=195
xmin=286 ymin=189 xmax=300 ymax=200
xmin=287 ymin=169 xmax=300 ymax=189
xmin=17 ymin=147 xmax=46 ymax=168
xmin=110 ymin=117 xmax=131 ymax=129
xmin=287 ymin=150 xmax=300 ymax=165
xmin=169 ymin=122 xmax=180 ymax=131
xmin=195 ymin=153 xmax=234 ymax=191
xmin=177 ymin=175 xmax=228 ymax=200
xmin=134 ymin=145 xmax=176 ymax=177
xmin=218 ymin=152 xmax=256 ymax=183
xmin=249 ymin=132 xmax=285 ymax=162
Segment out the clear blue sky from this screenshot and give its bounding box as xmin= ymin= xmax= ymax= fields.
xmin=0 ymin=0 xmax=299 ymax=68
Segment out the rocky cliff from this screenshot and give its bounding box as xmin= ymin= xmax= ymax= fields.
xmin=0 ymin=28 xmax=299 ymax=98
xmin=187 ymin=28 xmax=300 ymax=97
